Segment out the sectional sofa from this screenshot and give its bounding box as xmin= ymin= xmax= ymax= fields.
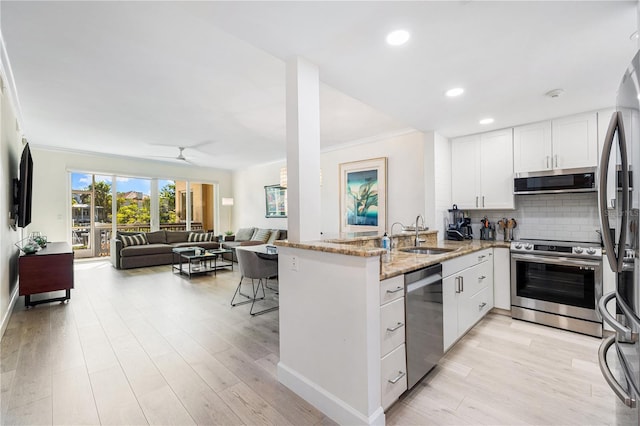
xmin=111 ymin=230 xmax=220 ymax=269
xmin=110 ymin=228 xmax=287 ymax=269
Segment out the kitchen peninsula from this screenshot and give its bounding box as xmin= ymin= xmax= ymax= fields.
xmin=275 ymin=232 xmax=509 ymax=425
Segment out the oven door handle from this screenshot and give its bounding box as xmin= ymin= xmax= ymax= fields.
xmin=598 ymin=291 xmax=637 ymax=342
xmin=511 ymin=253 xmax=601 ymax=268
xmin=598 ymin=334 xmax=637 ymax=408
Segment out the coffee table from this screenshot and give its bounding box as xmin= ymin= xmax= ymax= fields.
xmin=172 ymin=247 xmax=233 ymax=278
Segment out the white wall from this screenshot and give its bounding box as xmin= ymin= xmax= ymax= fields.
xmin=233 ymin=130 xmax=431 ymax=239
xmin=321 ymin=131 xmax=427 ymax=237
xmin=232 ymin=160 xmax=287 ymax=232
xmin=0 ymin=69 xmax=24 ymax=337
xmin=29 ymin=148 xmax=233 ymax=243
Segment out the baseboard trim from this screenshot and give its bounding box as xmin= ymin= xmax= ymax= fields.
xmin=277 ymin=362 xmax=385 ymax=426
xmin=491 ymin=307 xmax=511 ymax=316
xmin=1 ymin=285 xmax=19 ymax=340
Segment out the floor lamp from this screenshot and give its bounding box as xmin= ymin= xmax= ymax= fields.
xmin=222 ymin=198 xmax=234 ymax=233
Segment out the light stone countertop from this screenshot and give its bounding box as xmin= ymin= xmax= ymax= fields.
xmin=275 ymin=237 xmax=511 ymax=280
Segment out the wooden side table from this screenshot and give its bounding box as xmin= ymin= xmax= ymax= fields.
xmin=19 ymin=241 xmax=74 ymax=307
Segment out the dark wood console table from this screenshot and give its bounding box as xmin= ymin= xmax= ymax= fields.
xmin=19 ymin=242 xmax=74 ymax=307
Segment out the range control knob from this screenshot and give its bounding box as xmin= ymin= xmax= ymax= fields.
xmin=574 ymin=247 xmax=584 ymax=254
xmin=525 ymin=243 xmax=533 ymax=250
xmin=586 ymin=247 xmax=597 ymax=255
xmin=514 ymin=243 xmax=522 ymax=249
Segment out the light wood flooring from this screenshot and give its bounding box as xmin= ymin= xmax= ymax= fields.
xmin=0 ymin=260 xmax=626 ymax=425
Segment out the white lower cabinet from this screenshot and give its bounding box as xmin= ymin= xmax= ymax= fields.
xmin=381 ymin=344 xmax=407 ymax=410
xmin=492 ymin=247 xmax=511 ymax=310
xmin=379 ymin=275 xmax=407 ymax=410
xmin=443 ymin=250 xmax=494 ymax=351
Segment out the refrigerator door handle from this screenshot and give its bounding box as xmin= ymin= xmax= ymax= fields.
xmin=598 ymin=335 xmax=637 ymax=408
xmin=598 ymin=292 xmax=637 ymax=342
xmin=598 ymin=111 xmax=629 ymax=273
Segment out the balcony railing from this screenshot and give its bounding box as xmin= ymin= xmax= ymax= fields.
xmin=72 ymin=222 xmax=204 ymax=258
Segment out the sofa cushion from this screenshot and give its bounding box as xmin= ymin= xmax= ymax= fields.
xmin=188 ymin=232 xmax=215 ymax=242
xmin=235 ymin=227 xmax=255 ymax=242
xmin=146 ymin=230 xmax=167 ymax=244
xmin=121 ymin=243 xmax=172 ymax=257
xmin=251 ymin=228 xmax=271 ymax=243
xmin=121 ymin=233 xmax=149 ymax=247
xmin=266 ymin=230 xmax=280 ymax=245
xmin=166 ymin=231 xmax=191 ymax=244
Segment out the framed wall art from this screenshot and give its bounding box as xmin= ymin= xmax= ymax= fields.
xmin=339 ymin=157 xmax=387 ymax=234
xmin=264 ymin=185 xmax=287 ymax=218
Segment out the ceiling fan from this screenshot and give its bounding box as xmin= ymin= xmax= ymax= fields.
xmin=150 ymin=146 xmax=193 ymax=164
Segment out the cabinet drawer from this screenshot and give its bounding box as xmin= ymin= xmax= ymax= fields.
xmin=381 ymin=344 xmax=407 ymax=411
xmin=442 ymin=249 xmax=492 ymax=278
xmin=380 ymin=298 xmax=405 ymax=357
xmin=380 ymin=275 xmax=405 ymax=305
xmin=459 ymin=285 xmax=493 ymax=335
xmin=460 ymin=260 xmax=493 ymax=298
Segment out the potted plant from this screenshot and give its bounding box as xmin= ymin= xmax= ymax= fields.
xmin=224 ymin=230 xmax=235 ymax=241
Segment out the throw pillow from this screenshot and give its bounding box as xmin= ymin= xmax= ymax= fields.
xmin=266 ymin=230 xmax=280 ymax=245
xmin=235 ymin=227 xmax=255 ymax=242
xmin=188 ymin=232 xmax=214 ymax=242
xmin=121 ymin=233 xmax=149 ymax=247
xmin=251 ymin=228 xmax=271 ymax=243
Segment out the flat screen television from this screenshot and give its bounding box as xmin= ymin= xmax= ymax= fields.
xmin=16 ymin=143 xmax=33 ymax=227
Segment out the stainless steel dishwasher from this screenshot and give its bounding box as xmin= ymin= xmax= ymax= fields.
xmin=405 ymin=263 xmax=444 ymax=389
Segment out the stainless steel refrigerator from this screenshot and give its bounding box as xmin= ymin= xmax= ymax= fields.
xmin=598 ymin=50 xmax=640 ymax=426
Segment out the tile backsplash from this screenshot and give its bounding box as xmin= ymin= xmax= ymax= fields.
xmin=466 ymin=193 xmax=601 ymax=243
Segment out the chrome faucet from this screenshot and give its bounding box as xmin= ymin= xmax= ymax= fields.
xmin=415 ymin=215 xmax=426 ymax=247
xmin=390 ymin=222 xmax=404 ymax=249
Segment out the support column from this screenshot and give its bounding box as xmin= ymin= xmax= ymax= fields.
xmin=286 ymin=57 xmax=321 ymax=242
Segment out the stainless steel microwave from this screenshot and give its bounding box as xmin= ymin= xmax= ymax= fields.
xmin=513 ymin=167 xmax=596 ymax=195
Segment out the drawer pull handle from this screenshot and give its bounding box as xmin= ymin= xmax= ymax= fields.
xmin=479 ymin=302 xmax=487 ymax=310
xmin=479 ymin=275 xmax=486 ymax=280
xmin=386 ymin=322 xmax=404 ymax=332
xmin=478 ymin=255 xmax=486 ymax=261
xmin=388 ymin=371 xmax=406 ymax=384
xmin=386 ymin=286 xmax=403 ymax=294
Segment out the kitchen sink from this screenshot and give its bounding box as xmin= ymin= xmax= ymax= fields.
xmin=399 ymin=247 xmax=455 ymax=255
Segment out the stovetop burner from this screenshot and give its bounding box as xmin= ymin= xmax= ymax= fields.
xmin=511 ymin=238 xmax=602 ymax=259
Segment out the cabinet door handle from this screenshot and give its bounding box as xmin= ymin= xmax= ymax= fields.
xmin=482 ymin=196 xmax=485 ymax=207
xmin=479 ymin=302 xmax=487 ymax=310
xmin=386 ymin=286 xmax=403 ymax=294
xmin=478 ymin=255 xmax=486 ymax=261
xmin=546 ymin=156 xmax=550 ymax=168
xmin=479 ymin=275 xmax=486 ymax=280
xmin=475 ymin=196 xmax=478 ymax=207
xmin=386 ymin=322 xmax=404 ymax=332
xmin=455 ymin=276 xmax=461 ymax=293
xmin=388 ymin=371 xmax=406 ymax=384
xmin=554 ymin=155 xmax=558 ymax=168
xmin=460 ymin=276 xmax=464 ymax=292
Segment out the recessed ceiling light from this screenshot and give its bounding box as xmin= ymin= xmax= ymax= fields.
xmin=386 ymin=30 xmax=410 ymax=46
xmin=445 ymin=87 xmax=464 ymax=97
xmin=545 ymin=88 xmax=565 ymax=98
xmin=479 ymin=118 xmax=494 ymax=125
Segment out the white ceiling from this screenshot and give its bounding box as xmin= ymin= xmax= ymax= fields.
xmin=1 ymin=1 xmax=637 ymax=170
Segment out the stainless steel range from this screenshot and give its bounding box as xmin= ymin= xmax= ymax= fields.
xmin=510 ymin=239 xmax=603 ymax=337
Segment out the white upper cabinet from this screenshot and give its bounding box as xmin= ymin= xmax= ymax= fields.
xmin=552 ymin=112 xmax=598 ymax=169
xmin=451 ymin=130 xmax=514 ymax=210
xmin=451 ymin=134 xmax=481 ymax=210
xmin=513 ymin=112 xmax=598 ymax=173
xmin=513 ymin=121 xmax=552 ymax=173
xmin=480 ymin=129 xmax=514 ymax=209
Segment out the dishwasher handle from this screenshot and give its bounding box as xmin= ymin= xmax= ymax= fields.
xmin=406 ymin=272 xmax=442 ymax=292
